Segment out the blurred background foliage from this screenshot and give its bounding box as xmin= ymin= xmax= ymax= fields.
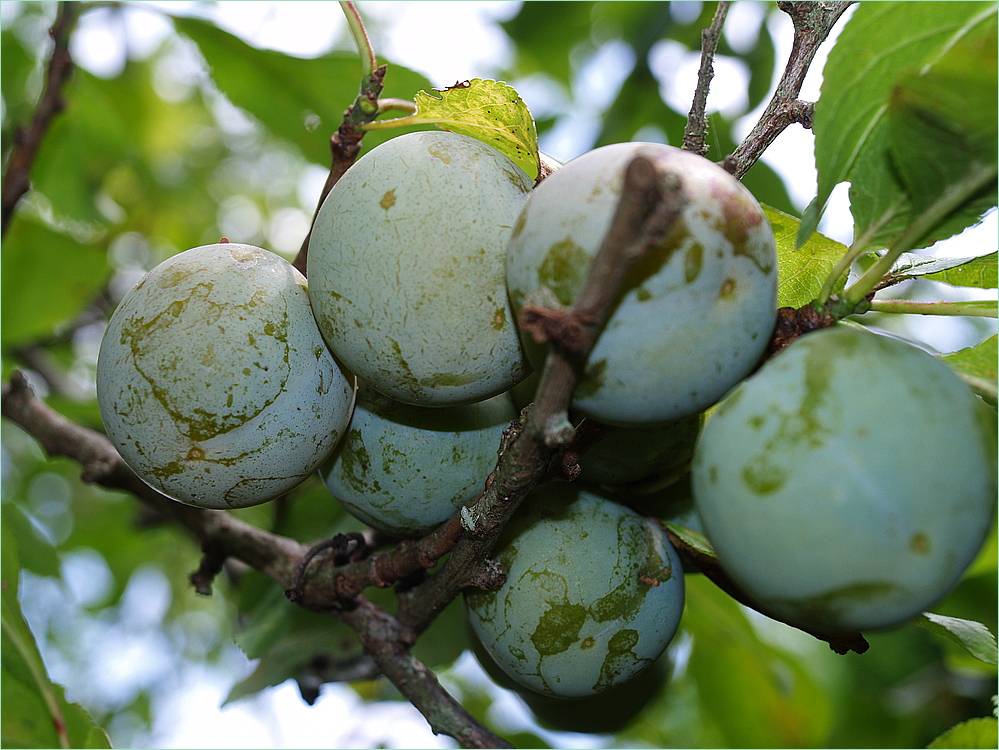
xmin=1 ymin=1 xmax=996 ymax=748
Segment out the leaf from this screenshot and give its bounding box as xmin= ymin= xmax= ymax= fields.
xmin=682 ymin=576 xmax=833 ymax=748
xmin=171 ymin=16 xmax=432 ymax=166
xmin=764 ymin=205 xmax=849 ymax=308
xmin=365 ymin=79 xmax=540 ymax=179
xmin=0 ymin=214 xmax=108 ymax=349
xmin=940 ymin=335 xmax=998 ymax=403
xmin=232 ymin=579 xmax=297 ymax=660
xmin=886 ymin=252 xmax=998 ymax=289
xmin=917 ymin=612 xmax=998 ymax=665
xmin=663 ymin=520 xmax=716 ymax=562
xmin=225 ymin=625 xmax=365 ymax=705
xmin=928 ymin=717 xmax=999 ymax=749
xmin=1 ymin=516 xmax=111 ymax=749
xmin=803 ymin=1 xmax=997 ymax=244
xmin=922 ymin=252 xmax=998 ymax=290
xmin=499 ymin=1 xmax=597 ymax=85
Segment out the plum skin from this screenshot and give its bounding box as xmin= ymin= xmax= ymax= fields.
xmin=465 ymin=485 xmax=685 ymax=698
xmin=505 ymin=141 xmax=778 ymax=426
xmin=321 ymin=386 xmax=516 ymax=537
xmin=308 ymin=130 xmax=533 ymax=407
xmin=692 ymin=325 xmax=997 ymax=634
xmin=96 ymin=243 xmax=355 ymax=509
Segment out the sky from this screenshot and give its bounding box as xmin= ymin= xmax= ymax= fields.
xmin=13 ymin=2 xmax=998 ymax=748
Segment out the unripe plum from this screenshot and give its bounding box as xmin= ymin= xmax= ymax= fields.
xmin=465 ymin=485 xmax=684 ymax=698
xmin=692 ymin=325 xmax=997 ymax=633
xmin=308 ymin=131 xmax=534 ymax=406
xmin=505 ymin=142 xmax=778 ymax=425
xmin=96 ymin=243 xmax=355 ymax=509
xmin=321 ymin=385 xmax=516 ymax=536
xmin=578 ymin=413 xmax=701 ymax=486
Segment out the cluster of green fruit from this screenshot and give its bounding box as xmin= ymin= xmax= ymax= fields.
xmin=96 ymin=130 xmax=996 ymax=701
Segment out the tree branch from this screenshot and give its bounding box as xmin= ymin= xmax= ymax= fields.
xmin=682 ymin=1 xmax=732 ymax=156
xmin=0 ymin=371 xmax=309 ymax=588
xmin=390 ymin=156 xmax=688 ymax=633
xmin=722 ymin=1 xmax=854 ymax=179
xmin=338 ymin=598 xmax=513 ymax=749
xmin=1 ymin=1 xmax=79 ymax=238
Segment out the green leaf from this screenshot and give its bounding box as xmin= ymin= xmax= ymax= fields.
xmin=225 ymin=624 xmax=365 ymax=705
xmin=886 ymin=252 xmax=998 ymax=289
xmin=171 ymin=16 xmax=432 ymax=166
xmin=1 ymin=215 xmax=108 ymax=349
xmin=500 ymin=1 xmax=596 ymax=85
xmin=928 ymin=716 xmax=999 ymax=749
xmin=940 ymin=335 xmax=997 ymax=403
xmin=1 ymin=28 xmax=41 ymax=145
xmin=916 ymin=612 xmax=998 ymax=665
xmin=232 ymin=578 xmax=297 ymax=660
xmin=764 ymin=205 xmax=849 ymax=308
xmin=682 ymin=575 xmax=832 ymax=748
xmin=365 ymin=78 xmax=540 ymax=179
xmin=803 ymin=1 xmax=997 ymax=245
xmin=923 ymin=252 xmax=998 ymax=289
xmin=1 ymin=516 xmax=111 ymax=749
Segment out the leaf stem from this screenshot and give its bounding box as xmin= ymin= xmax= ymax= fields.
xmin=842 ymin=162 xmax=999 ymax=308
xmin=376 ymin=97 xmax=417 ymax=115
xmin=867 ymin=299 xmax=998 ymax=318
xmin=1 ymin=617 xmax=72 ymax=748
xmin=815 ymin=198 xmax=905 ymax=305
xmin=339 ymin=1 xmax=376 ymax=81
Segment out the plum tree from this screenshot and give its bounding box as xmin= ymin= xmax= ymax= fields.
xmin=692 ymin=324 xmax=998 ymax=633
xmin=2 ymin=2 xmax=996 ymax=749
xmin=506 ymin=142 xmax=778 ymax=425
xmin=95 ymin=242 xmax=355 ymax=509
xmin=307 ymin=130 xmax=534 ymax=407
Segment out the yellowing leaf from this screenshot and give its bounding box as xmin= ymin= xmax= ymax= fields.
xmin=364 ymin=78 xmax=539 ymax=179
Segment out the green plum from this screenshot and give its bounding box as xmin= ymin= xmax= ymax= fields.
xmin=465 ymin=484 xmax=685 ymax=698
xmin=692 ymin=325 xmax=997 ymax=633
xmin=505 ymin=141 xmax=777 ymax=425
xmin=96 ymin=243 xmax=355 ymax=509
xmin=321 ymin=384 xmax=516 ymax=536
xmin=308 ymin=130 xmax=533 ymax=406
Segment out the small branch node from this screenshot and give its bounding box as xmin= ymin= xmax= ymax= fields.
xmin=542 ymin=413 xmax=576 ymax=447
xmin=469 ymin=560 xmax=508 ymax=591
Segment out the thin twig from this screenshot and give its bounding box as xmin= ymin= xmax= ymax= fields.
xmin=293 ymin=3 xmax=388 ymax=276
xmin=293 ymin=64 xmax=387 ymax=276
xmin=682 ymin=1 xmax=732 ymax=156
xmin=1 ymin=1 xmax=80 ymax=237
xmin=722 ymin=1 xmax=854 ymax=178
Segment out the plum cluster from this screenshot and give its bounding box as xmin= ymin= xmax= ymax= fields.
xmin=97 ymin=131 xmax=996 ymax=702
